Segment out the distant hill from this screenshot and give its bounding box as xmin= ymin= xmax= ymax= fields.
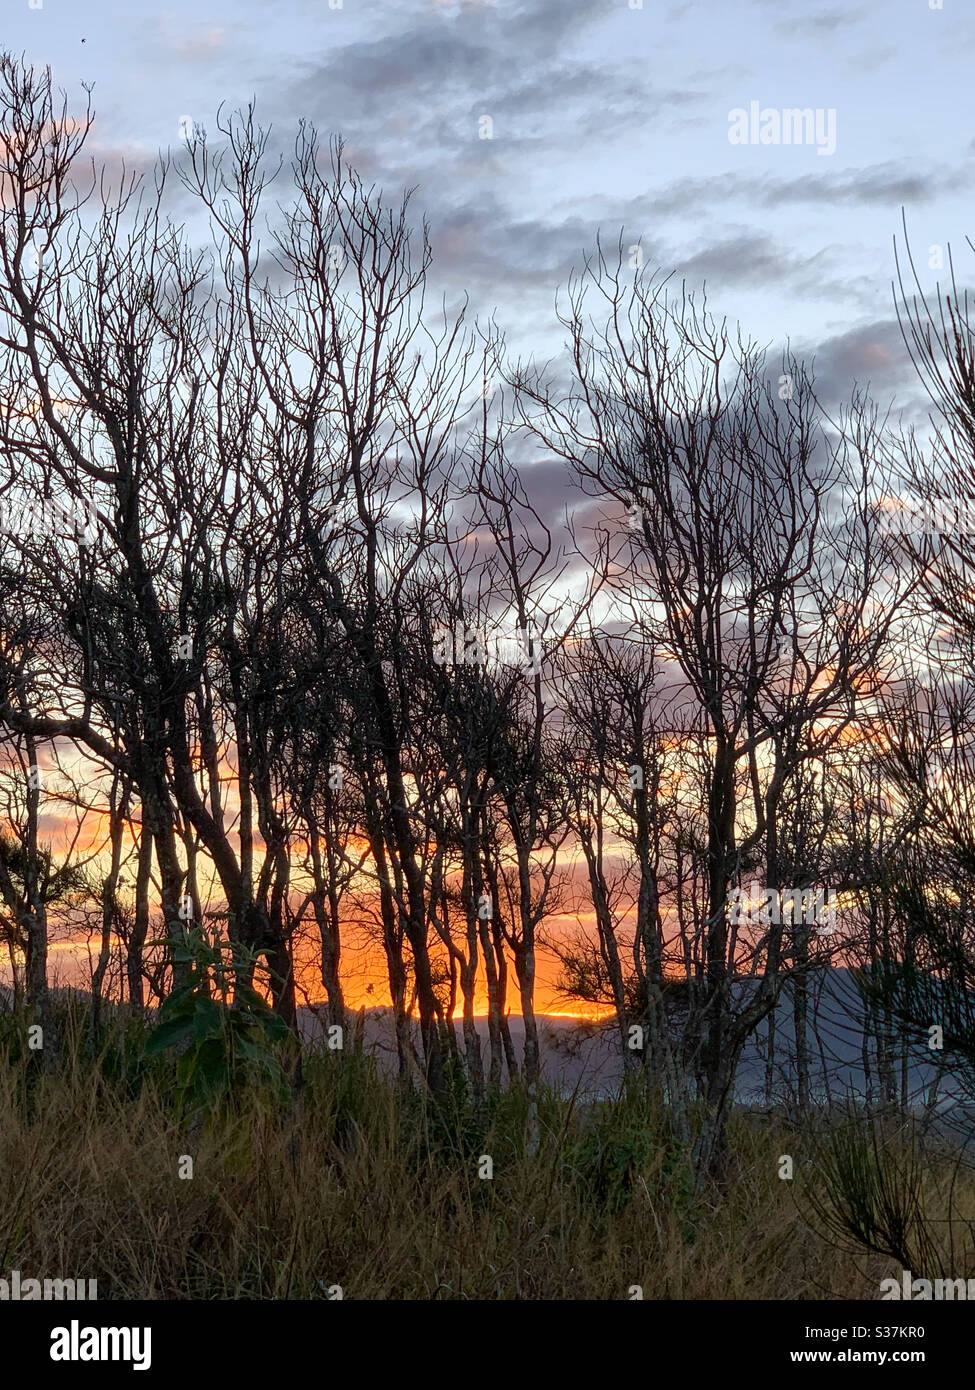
xmin=300 ymin=967 xmax=971 ymax=1117
xmin=5 ymin=972 xmax=970 ymax=1122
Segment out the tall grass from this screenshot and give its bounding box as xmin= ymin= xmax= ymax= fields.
xmin=0 ymin=998 xmax=936 ymax=1299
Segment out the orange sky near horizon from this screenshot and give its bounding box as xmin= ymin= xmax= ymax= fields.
xmin=13 ymin=923 xmax=618 ymax=1021
xmin=2 ymin=703 xmax=871 ymax=1022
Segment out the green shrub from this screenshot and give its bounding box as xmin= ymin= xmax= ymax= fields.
xmin=143 ymin=928 xmax=292 ymax=1115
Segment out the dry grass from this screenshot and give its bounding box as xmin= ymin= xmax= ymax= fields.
xmin=0 ymin=1000 xmax=962 ymax=1300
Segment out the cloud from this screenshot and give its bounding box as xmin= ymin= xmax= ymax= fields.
xmin=622 ymin=162 xmax=972 ymax=219
xmin=671 ymin=233 xmax=855 ymax=299
xmin=281 ymin=0 xmax=614 ymax=126
xmin=802 ymin=317 xmax=918 ymax=409
xmin=264 ymin=0 xmax=699 ymax=192
xmin=429 ymin=195 xmax=651 ymax=298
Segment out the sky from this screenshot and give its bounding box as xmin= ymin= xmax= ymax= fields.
xmin=4 ymin=0 xmax=971 ymax=1011
xmin=6 ymin=0 xmax=975 ymax=420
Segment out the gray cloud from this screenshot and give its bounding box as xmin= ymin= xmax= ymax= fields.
xmin=621 ymin=162 xmax=972 ymax=219
xmin=802 ymin=317 xmax=918 ymax=410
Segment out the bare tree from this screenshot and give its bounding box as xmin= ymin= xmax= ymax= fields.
xmin=514 ymin=245 xmax=906 ymax=1173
